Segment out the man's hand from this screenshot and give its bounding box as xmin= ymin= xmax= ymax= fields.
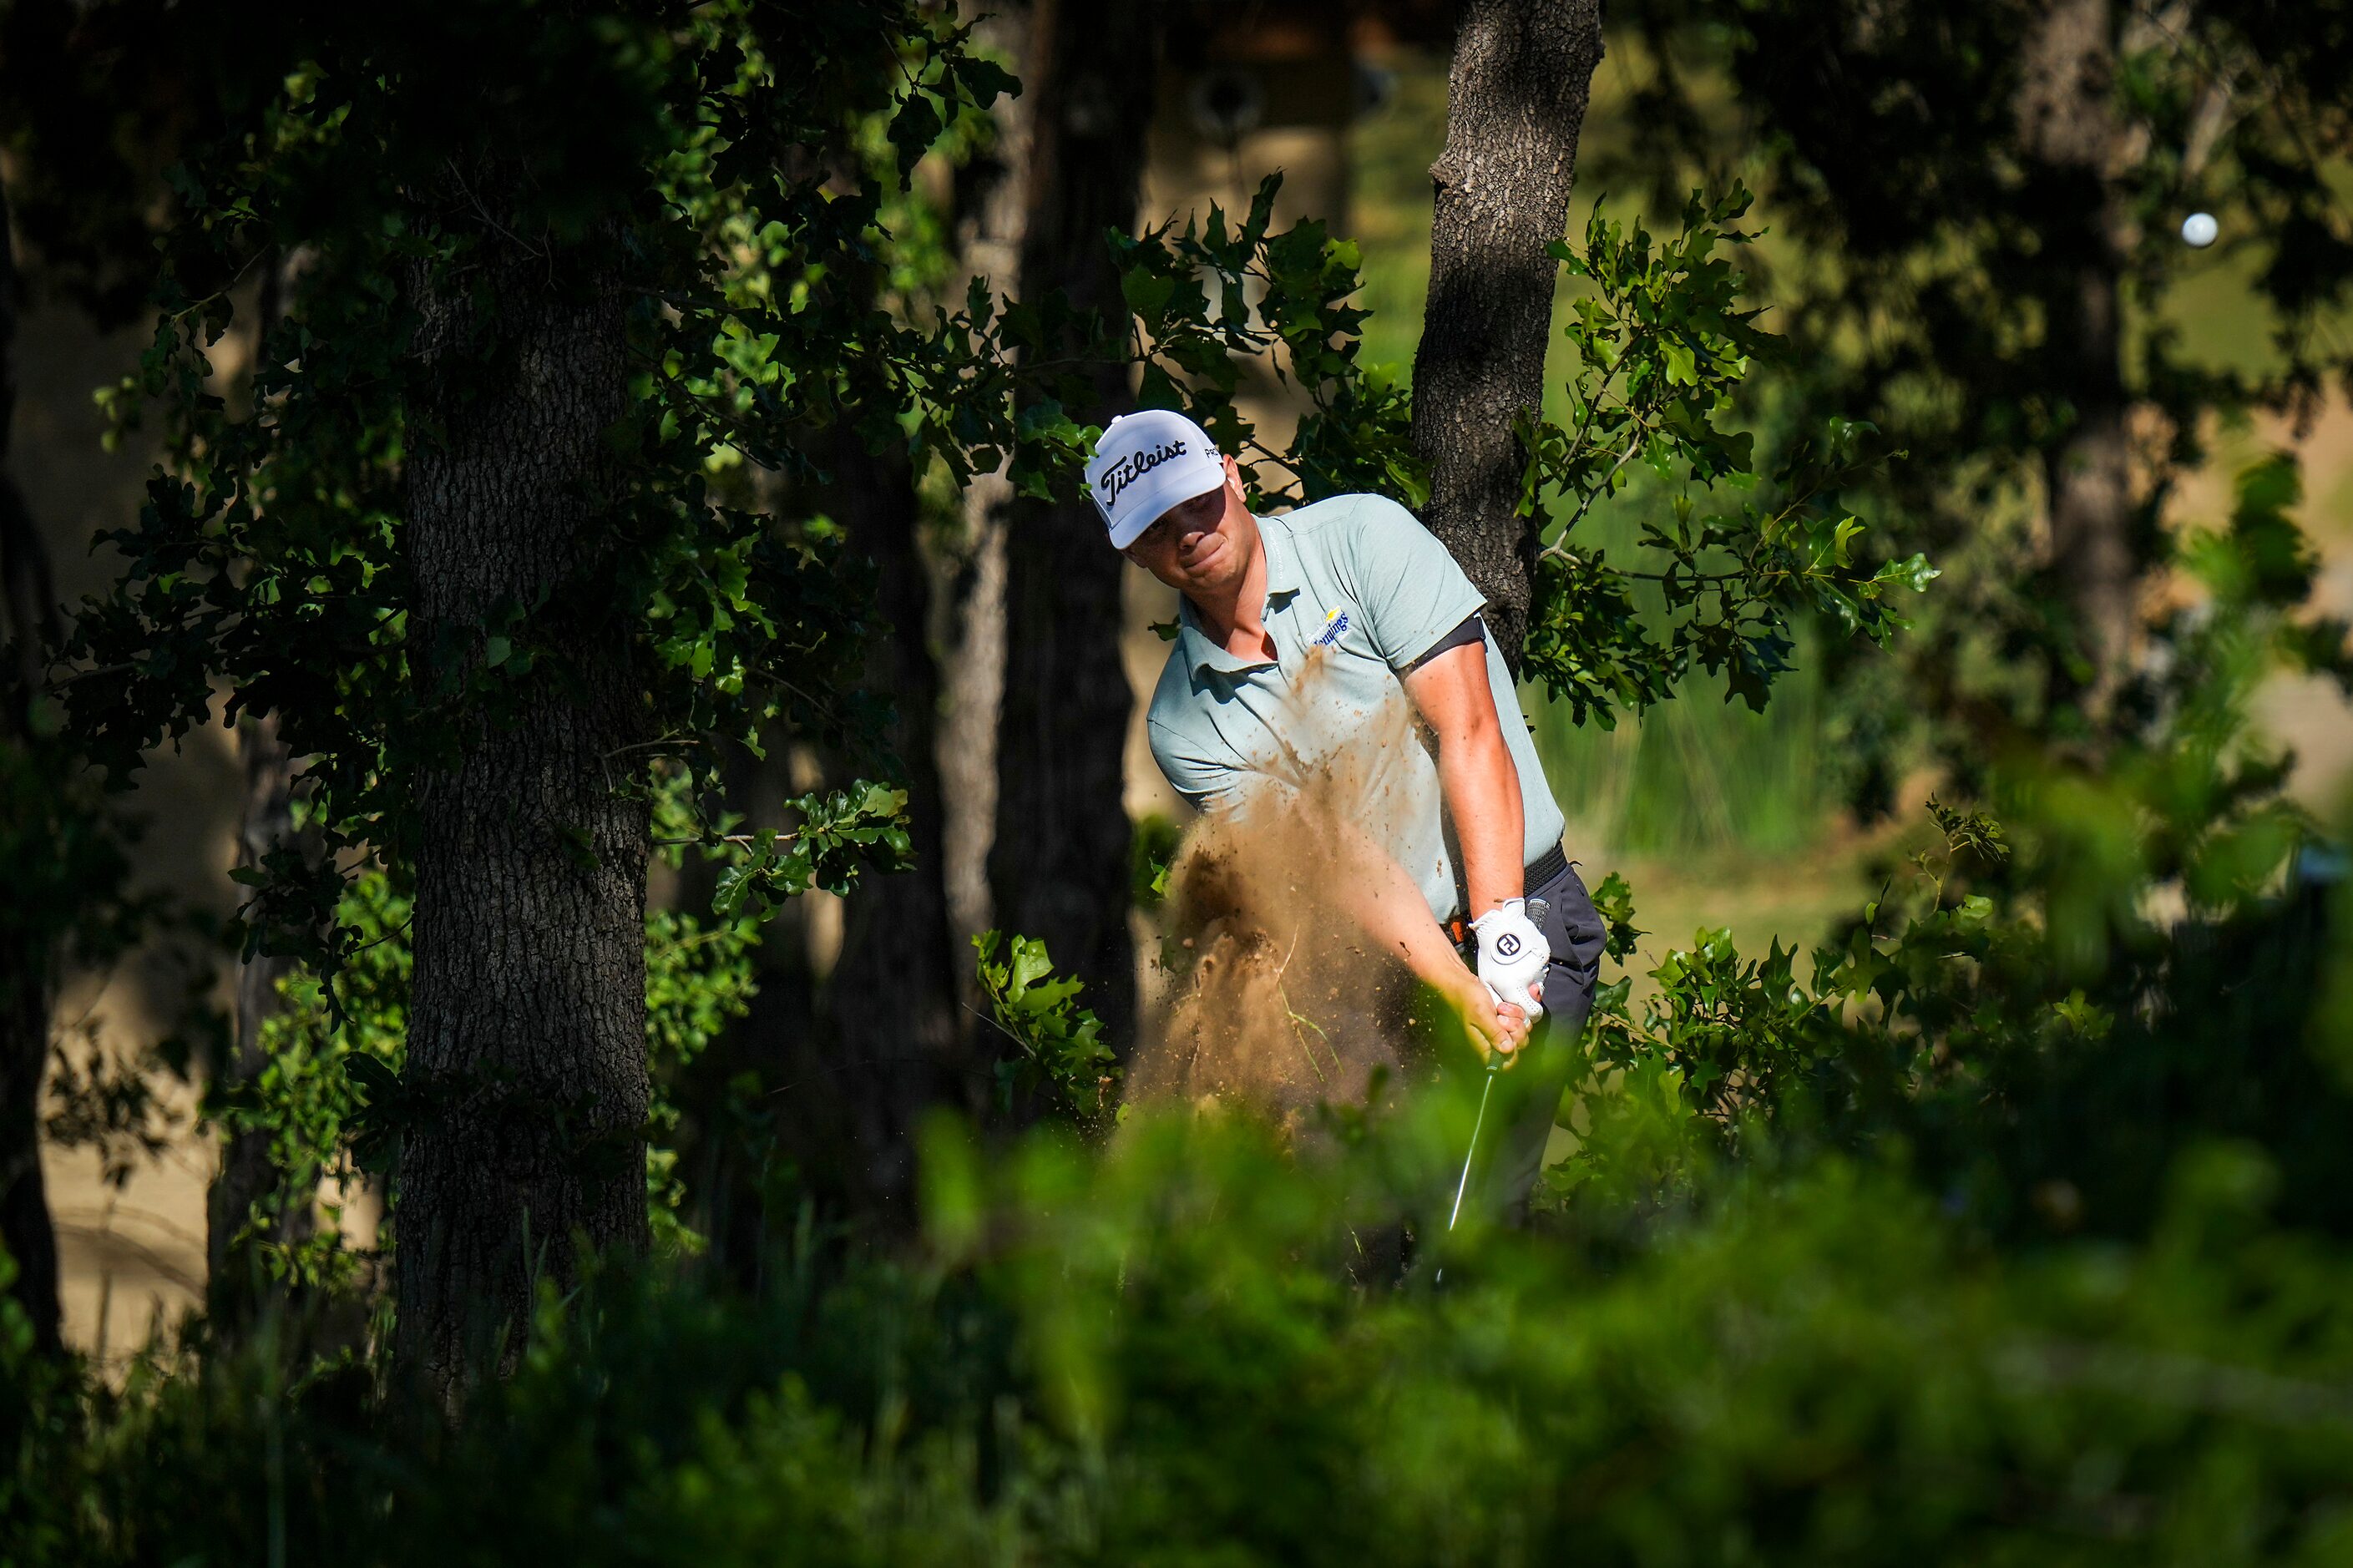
xmin=1444 ymin=968 xmax=1533 ymax=1065
xmin=1472 ymin=900 xmax=1549 ymax=1024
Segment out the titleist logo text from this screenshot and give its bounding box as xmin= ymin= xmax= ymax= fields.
xmin=1098 ymin=439 xmax=1189 ymax=506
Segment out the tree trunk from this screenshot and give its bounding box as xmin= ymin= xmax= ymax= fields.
xmin=1408 ymin=0 xmax=1606 ymax=674
xmin=824 ymin=437 xmax=969 ymax=1224
xmin=2044 ymin=288 xmax=2133 ymax=714
xmin=0 ymin=947 xmax=56 ymax=1356
xmin=814 ymin=2 xmax=1036 ymax=1211
xmin=939 ymin=0 xmax=1034 ymax=964
xmin=210 ymin=255 xmax=318 ymax=1334
xmin=988 ymin=0 xmax=1156 ymax=1053
xmin=0 ymin=169 xmax=63 ymax=1355
xmin=942 ymin=508 xmax=1007 ymax=956
xmin=0 ymin=688 xmax=59 ymax=1355
xmin=208 ymin=707 xmax=319 ymax=1330
xmin=397 ymin=179 xmax=649 ymax=1399
xmin=2017 ymin=0 xmax=2136 ymax=712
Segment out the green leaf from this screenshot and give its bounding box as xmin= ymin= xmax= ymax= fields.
xmin=1121 ymin=267 xmax=1176 ymax=320
xmin=975 ymin=928 xmax=1119 ymax=1130
xmin=1876 ymin=553 xmax=1939 ymax=594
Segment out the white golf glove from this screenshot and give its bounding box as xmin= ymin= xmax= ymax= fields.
xmin=1471 ymin=898 xmax=1549 ymax=1023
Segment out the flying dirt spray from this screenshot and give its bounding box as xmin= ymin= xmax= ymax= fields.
xmin=1132 ymin=649 xmax=1438 ymax=1128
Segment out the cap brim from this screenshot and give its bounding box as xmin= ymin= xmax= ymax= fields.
xmin=1106 ymin=466 xmax=1226 ymax=549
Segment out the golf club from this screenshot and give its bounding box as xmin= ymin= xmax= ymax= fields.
xmin=1445 ymin=1059 xmax=1501 ymax=1232
xmin=1444 ymin=896 xmax=1548 ymax=1247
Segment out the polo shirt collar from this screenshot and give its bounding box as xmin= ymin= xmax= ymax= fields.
xmin=1178 ymin=513 xmax=1301 ymax=680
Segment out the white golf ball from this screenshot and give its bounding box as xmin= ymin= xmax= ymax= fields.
xmin=2181 ymin=211 xmax=2219 ymax=248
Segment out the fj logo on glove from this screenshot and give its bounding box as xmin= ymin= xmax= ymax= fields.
xmin=1096 ymin=439 xmax=1189 ymax=507
xmin=1475 ymin=902 xmax=1550 ymax=1024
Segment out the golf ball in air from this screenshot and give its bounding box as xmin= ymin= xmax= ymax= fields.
xmin=2181 ymin=211 xmax=2219 ymax=248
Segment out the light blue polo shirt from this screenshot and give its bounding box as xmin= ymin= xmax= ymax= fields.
xmin=1145 ymin=493 xmax=1567 ymax=921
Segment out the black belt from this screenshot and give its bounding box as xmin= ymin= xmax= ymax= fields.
xmin=1447 ymin=840 xmax=1568 ymax=943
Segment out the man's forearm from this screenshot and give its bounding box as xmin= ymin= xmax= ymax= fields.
xmin=1331 ymin=817 xmax=1475 ymax=987
xmin=1323 ymin=813 xmax=1526 ymax=1057
xmin=1401 ymin=640 xmax=1526 ymax=918
xmin=1440 ymin=724 xmax=1524 ymax=917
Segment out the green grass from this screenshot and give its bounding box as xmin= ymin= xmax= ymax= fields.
xmin=1345 ymin=51 xmax=1445 ymax=377
xmin=1529 ymin=655 xmax=1831 ymax=860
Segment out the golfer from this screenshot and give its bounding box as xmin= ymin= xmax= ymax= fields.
xmin=1089 ymin=408 xmax=1606 ymax=1217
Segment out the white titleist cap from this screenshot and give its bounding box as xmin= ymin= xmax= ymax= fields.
xmin=1085 ymin=408 xmax=1226 ymax=549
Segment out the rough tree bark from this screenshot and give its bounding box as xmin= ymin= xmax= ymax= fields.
xmin=0 ymin=170 xmax=63 ymax=1354
xmin=2017 ymin=0 xmax=2137 ymax=713
xmin=823 ymin=435 xmax=969 ymax=1224
xmin=396 ymin=175 xmax=649 ymax=1398
xmin=988 ymin=0 xmax=1156 ymax=1050
xmin=1408 ymin=0 xmax=1607 ymax=674
xmin=939 ymin=0 xmax=1034 ymax=962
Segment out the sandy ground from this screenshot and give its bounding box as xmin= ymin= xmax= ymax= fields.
xmin=42 ymin=976 xmax=215 ymax=1373
xmin=44 ymin=1136 xmax=212 ymax=1373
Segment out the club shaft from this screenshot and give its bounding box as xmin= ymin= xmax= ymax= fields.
xmin=1447 ymin=1066 xmax=1500 ymax=1232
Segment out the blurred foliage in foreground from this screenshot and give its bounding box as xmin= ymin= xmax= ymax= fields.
xmin=12 ymin=1116 xmax=2353 ymax=1565
xmin=4 ymin=459 xmax=2351 ymax=1563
